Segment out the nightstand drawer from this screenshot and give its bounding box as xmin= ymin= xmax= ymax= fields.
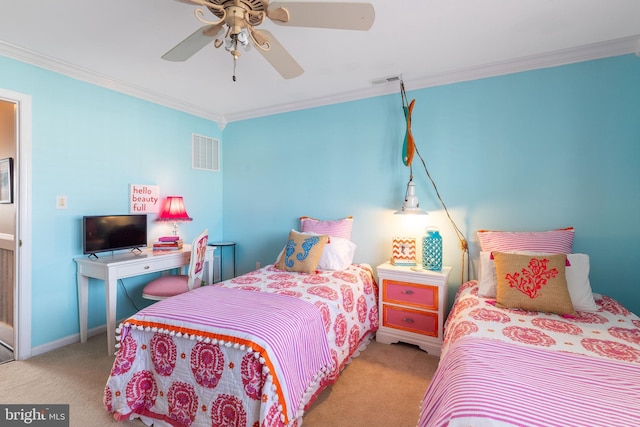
xmin=382 ymin=305 xmax=438 ymax=337
xmin=383 ymin=279 xmax=438 ymax=310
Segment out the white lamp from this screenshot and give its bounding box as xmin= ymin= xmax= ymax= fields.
xmin=394 ymin=179 xmax=428 ymax=215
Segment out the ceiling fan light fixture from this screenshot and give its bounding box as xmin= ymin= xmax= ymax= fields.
xmin=166 ymin=0 xmax=375 ymax=80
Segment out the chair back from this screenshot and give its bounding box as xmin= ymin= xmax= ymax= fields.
xmin=187 ymin=229 xmax=209 ymax=291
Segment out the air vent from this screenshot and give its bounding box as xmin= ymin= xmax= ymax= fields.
xmin=192 ymin=134 xmax=219 ymax=172
xmin=371 ymin=75 xmax=401 ymax=85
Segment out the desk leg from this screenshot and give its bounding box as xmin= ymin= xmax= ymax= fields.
xmin=106 ymin=275 xmax=118 ymax=356
xmin=77 ymin=273 xmax=89 ymax=344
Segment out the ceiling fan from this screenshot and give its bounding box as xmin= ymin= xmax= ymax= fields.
xmin=163 ymin=0 xmax=375 ymax=81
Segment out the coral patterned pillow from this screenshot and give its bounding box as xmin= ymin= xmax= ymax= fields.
xmin=494 ymin=252 xmax=576 ymax=316
xmin=276 ymin=230 xmax=328 ymax=274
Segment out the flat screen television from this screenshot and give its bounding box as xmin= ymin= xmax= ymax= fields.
xmin=83 ymin=214 xmax=148 ymax=255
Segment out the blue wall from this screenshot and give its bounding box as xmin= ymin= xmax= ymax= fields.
xmin=0 ymin=56 xmax=223 ymax=349
xmin=1 ymin=53 xmax=639 ymax=352
xmin=223 ymin=54 xmax=640 ymax=314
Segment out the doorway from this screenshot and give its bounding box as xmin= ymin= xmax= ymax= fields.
xmin=0 ymin=99 xmax=16 ymax=362
xmin=0 ymin=89 xmax=32 ymax=361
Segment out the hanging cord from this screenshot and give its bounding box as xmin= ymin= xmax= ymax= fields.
xmin=400 ymin=78 xmax=469 ymax=283
xmin=119 ymin=279 xmax=141 ymax=311
xmin=413 ymin=131 xmax=470 ymax=284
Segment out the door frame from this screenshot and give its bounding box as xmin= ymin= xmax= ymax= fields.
xmin=0 ymin=88 xmax=32 ymax=360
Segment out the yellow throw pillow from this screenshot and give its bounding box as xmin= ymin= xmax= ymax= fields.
xmin=494 ymin=252 xmax=576 ymax=316
xmin=276 ymin=230 xmax=328 ymax=274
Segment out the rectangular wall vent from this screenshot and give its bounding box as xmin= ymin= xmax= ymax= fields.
xmin=371 ymin=75 xmax=401 ymax=85
xmin=192 ymin=134 xmax=219 ymax=172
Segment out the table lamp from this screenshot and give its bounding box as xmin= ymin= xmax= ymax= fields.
xmin=156 ymin=196 xmax=192 ymax=238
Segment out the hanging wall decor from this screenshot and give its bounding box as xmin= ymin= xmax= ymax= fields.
xmin=0 ymin=157 xmax=14 ymax=204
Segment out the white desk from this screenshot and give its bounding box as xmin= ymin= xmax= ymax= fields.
xmin=75 ymin=245 xmax=214 ymax=355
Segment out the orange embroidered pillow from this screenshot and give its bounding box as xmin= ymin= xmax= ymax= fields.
xmin=494 ymin=252 xmax=576 ymax=316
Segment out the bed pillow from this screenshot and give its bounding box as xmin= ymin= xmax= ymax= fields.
xmin=276 ymin=230 xmax=328 ymax=273
xmin=317 ymin=235 xmax=357 ymax=271
xmin=477 ymin=227 xmax=574 ymax=253
xmin=275 ymin=231 xmax=356 ymax=271
xmin=494 ymin=252 xmax=576 ymax=316
xmin=478 ymin=252 xmax=597 ymax=311
xmin=300 ymin=216 xmax=353 ymax=240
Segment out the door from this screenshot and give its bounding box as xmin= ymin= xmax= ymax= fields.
xmin=0 ymin=89 xmax=32 ymax=361
xmin=0 ymin=100 xmax=16 ymax=355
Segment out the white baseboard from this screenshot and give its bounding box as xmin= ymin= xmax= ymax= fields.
xmin=30 ymin=322 xmax=124 ymax=357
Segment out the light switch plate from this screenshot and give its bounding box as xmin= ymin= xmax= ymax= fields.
xmin=56 ymin=195 xmax=68 ymax=209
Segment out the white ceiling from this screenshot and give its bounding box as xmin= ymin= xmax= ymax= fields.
xmin=1 ymin=0 xmax=639 ymax=127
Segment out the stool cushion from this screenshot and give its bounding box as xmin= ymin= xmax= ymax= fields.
xmin=142 ymin=275 xmax=190 ymax=298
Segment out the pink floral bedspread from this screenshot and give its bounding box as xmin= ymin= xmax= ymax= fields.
xmin=444 ymin=280 xmax=640 ymax=363
xmin=104 ymin=264 xmax=379 ymax=427
xmin=419 ymin=281 xmax=640 ymax=427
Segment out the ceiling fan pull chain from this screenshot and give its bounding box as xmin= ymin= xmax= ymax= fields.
xmin=233 ymin=57 xmax=237 ymax=82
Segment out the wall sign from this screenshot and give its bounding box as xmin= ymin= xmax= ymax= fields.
xmin=130 ymin=184 xmax=159 ymax=213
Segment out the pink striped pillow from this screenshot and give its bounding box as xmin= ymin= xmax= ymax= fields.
xmin=477 ymin=227 xmax=574 ymax=253
xmin=300 ymin=216 xmax=353 ymax=240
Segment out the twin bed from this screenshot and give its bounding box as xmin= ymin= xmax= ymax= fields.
xmin=419 ymin=280 xmax=640 ymax=427
xmin=419 ymin=228 xmax=640 ymax=427
xmin=103 ymin=217 xmax=380 ymax=427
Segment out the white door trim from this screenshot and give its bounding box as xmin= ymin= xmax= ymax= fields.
xmin=0 ymin=88 xmax=32 ymax=360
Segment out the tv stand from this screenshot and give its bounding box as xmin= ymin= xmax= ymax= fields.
xmin=87 ymin=246 xmax=144 ymax=260
xmin=75 ymin=245 xmax=214 ymax=355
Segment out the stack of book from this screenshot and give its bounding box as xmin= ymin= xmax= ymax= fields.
xmin=152 ymin=236 xmax=184 ymax=251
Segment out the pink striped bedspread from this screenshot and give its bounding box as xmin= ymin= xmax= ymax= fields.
xmin=418 ymin=281 xmax=640 ymax=427
xmin=104 ymin=263 xmax=379 ymax=427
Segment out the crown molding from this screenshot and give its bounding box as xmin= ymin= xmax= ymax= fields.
xmin=0 ymin=40 xmax=227 ymax=129
xmin=2 ymin=35 xmax=638 ymax=126
xmin=225 ymin=35 xmax=640 ymax=123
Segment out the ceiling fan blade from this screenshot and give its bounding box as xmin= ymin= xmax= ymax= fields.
xmin=268 ymin=2 xmax=374 ymax=30
xmin=253 ymin=29 xmax=304 ymax=79
xmin=162 ymin=23 xmax=224 ymax=61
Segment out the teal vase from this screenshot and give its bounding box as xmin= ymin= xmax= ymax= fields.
xmin=422 ymin=228 xmax=442 ymax=271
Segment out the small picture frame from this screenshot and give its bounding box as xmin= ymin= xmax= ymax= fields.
xmin=0 ymin=157 xmax=13 ymax=204
xmin=391 ymin=237 xmax=417 ymax=266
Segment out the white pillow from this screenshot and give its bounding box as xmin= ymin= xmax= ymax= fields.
xmin=478 ymin=251 xmax=597 ymax=312
xmin=276 ymin=230 xmax=356 ymax=271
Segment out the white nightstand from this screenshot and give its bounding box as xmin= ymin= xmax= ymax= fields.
xmin=376 ymin=262 xmax=451 ymax=356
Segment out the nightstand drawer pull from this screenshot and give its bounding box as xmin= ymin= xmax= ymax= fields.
xmin=144 ymin=265 xmax=150 ymax=270
xmin=403 ymin=317 xmax=415 ymax=323
xmin=401 ymin=290 xmax=414 ymax=295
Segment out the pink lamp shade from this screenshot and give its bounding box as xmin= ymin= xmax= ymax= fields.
xmin=157 ymin=196 xmax=192 ymax=236
xmin=157 ymin=196 xmax=193 ymax=222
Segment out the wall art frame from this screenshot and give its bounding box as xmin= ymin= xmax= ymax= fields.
xmin=0 ymin=157 xmax=14 ymax=204
xmin=391 ymin=236 xmax=417 ymax=266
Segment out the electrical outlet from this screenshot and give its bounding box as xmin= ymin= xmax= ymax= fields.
xmin=56 ymin=195 xmax=68 ymax=209
xmin=256 ymin=261 xmax=261 ymax=269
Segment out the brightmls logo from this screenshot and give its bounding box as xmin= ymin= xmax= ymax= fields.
xmin=0 ymin=405 xmax=68 ymax=426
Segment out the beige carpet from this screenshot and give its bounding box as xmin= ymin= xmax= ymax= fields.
xmin=0 ymin=334 xmax=439 ymax=427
